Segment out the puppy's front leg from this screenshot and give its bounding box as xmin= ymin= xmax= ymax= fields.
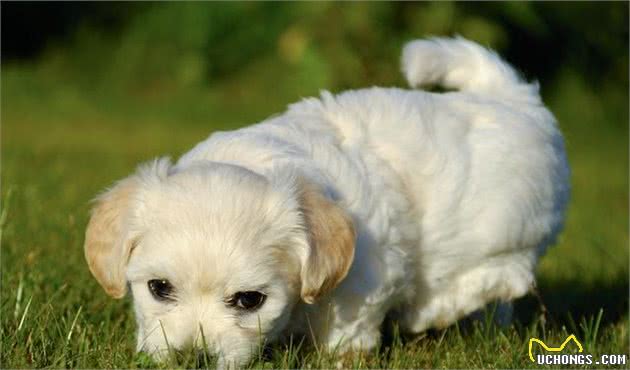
xmin=334 ymin=326 xmax=381 ymax=353
xmin=318 ymin=313 xmax=383 ymax=355
xmin=298 ymin=301 xmax=382 ymax=356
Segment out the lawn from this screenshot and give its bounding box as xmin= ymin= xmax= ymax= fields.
xmin=1 ymin=3 xmax=628 ymax=368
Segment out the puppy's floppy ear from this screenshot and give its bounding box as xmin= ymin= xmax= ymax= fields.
xmin=85 ymin=158 xmax=171 ymax=298
xmin=297 ymin=179 xmax=356 ymax=304
xmin=84 ymin=175 xmax=140 ymax=299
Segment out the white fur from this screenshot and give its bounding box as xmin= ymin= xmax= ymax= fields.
xmin=86 ymin=37 xmax=569 ymax=366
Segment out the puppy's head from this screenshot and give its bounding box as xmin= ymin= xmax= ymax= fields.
xmin=84 ymin=159 xmax=355 ymax=366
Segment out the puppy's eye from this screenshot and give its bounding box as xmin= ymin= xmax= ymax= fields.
xmin=148 ymin=279 xmax=175 ymax=301
xmin=228 ymin=291 xmax=266 ymax=310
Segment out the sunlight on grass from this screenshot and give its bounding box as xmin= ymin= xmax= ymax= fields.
xmin=2 ymin=2 xmax=628 ymax=368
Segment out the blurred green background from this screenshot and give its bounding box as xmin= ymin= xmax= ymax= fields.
xmin=1 ymin=2 xmax=628 ymax=368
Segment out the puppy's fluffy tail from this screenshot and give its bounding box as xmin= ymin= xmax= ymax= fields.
xmin=402 ymin=37 xmax=541 ymax=103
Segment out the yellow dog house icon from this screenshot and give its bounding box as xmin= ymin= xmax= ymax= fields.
xmin=528 ymin=334 xmax=584 ymax=362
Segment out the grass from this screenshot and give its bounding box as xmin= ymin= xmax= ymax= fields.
xmin=1 ymin=50 xmax=628 ymax=368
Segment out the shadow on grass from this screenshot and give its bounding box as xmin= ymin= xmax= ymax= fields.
xmin=514 ymin=276 xmax=629 ymax=329
xmin=140 ymin=275 xmax=629 ymax=369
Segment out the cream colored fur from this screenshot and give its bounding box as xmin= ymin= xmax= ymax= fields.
xmin=84 ymin=37 xmax=569 ymax=366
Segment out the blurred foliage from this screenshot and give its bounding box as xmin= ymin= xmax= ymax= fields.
xmin=2 ymin=2 xmax=628 ymax=127
xmin=2 ymin=1 xmax=628 ymax=289
xmin=1 ymin=3 xmax=628 ymax=367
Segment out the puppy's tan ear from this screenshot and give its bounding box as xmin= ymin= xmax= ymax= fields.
xmin=84 ymin=176 xmax=140 ymax=299
xmin=298 ymin=180 xmax=356 ymax=304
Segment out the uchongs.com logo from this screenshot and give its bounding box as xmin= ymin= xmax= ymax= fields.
xmin=528 ymin=334 xmax=627 ymax=366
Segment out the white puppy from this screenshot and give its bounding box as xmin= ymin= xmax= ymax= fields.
xmin=84 ymin=37 xmax=569 ymax=366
